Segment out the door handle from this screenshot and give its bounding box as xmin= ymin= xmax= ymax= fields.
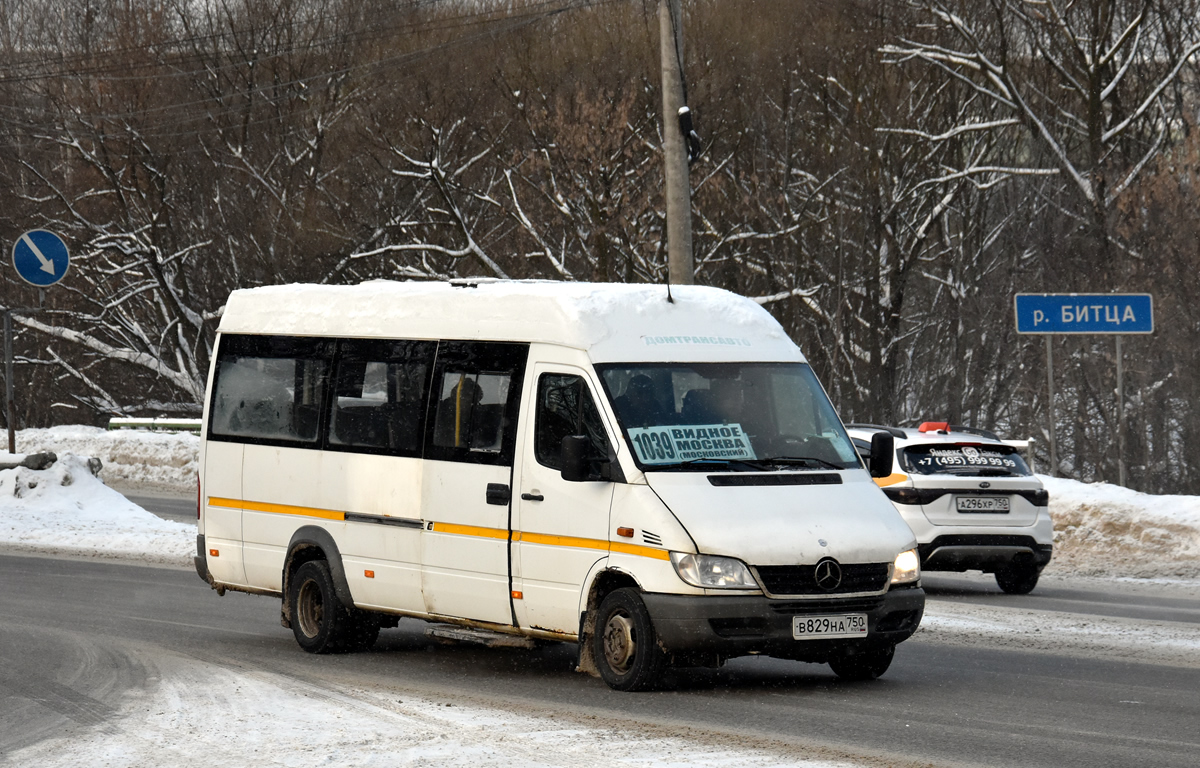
xmin=520 ymin=493 xmax=544 ymax=502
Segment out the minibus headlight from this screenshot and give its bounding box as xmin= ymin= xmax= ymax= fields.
xmin=669 ymin=552 xmax=759 ymax=589
xmin=891 ymin=548 xmax=921 ymax=585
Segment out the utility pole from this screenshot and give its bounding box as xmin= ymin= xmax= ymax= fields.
xmin=1045 ymin=337 xmax=1057 ymax=477
xmin=1116 ymin=335 xmax=1125 ymax=487
xmin=659 ymin=0 xmax=693 ymax=285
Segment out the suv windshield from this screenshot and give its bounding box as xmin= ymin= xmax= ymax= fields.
xmin=596 ymin=362 xmax=859 ymax=471
xmin=902 ymin=444 xmax=1032 ymax=477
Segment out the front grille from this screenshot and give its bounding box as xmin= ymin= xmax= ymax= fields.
xmin=754 ymin=562 xmax=890 ymax=596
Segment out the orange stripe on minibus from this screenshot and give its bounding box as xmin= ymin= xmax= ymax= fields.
xmin=207 ymin=496 xmax=346 ymax=521
xmin=207 ymin=498 xmax=671 ymax=561
xmin=518 ymin=530 xmax=671 ymax=561
xmin=429 ymin=521 xmax=510 ymax=540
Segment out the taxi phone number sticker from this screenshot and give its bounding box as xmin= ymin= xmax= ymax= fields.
xmin=792 ymin=613 xmax=868 ymax=640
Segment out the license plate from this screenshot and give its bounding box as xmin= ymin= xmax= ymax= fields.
xmin=792 ymin=613 xmax=868 ymax=640
xmin=956 ymin=495 xmax=1010 ymax=513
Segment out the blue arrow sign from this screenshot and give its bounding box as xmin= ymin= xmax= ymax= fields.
xmin=1014 ymin=293 xmax=1153 ymax=334
xmin=12 ymin=229 xmax=70 ymax=287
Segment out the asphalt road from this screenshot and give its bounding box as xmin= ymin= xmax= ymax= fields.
xmin=124 ymin=493 xmax=196 ymax=524
xmin=922 ymin=571 xmax=1200 ymax=625
xmin=2 ymin=548 xmax=1197 ymax=768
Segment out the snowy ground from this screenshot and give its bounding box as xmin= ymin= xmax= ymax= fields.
xmin=9 ymin=653 xmax=863 ymax=768
xmin=13 ymin=425 xmax=199 ymax=498
xmin=1042 ymin=475 xmax=1200 ymax=578
xmin=2 ymin=426 xmax=1200 ymax=766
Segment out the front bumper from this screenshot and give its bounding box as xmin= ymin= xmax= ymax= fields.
xmin=640 ymin=585 xmax=924 ymax=664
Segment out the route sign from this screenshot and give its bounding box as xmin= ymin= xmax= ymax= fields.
xmin=1014 ymin=293 xmax=1153 ymax=335
xmin=11 ymin=229 xmax=70 ymax=287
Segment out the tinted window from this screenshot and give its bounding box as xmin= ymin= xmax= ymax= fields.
xmin=432 ymin=372 xmax=512 ymax=452
xmin=328 ymin=339 xmax=435 ymax=455
xmin=209 ymin=335 xmax=331 ymax=444
xmin=426 ymin=341 xmax=529 ymax=465
xmin=903 ymin=444 xmax=1033 ymax=477
xmin=535 ymin=374 xmax=610 ymax=471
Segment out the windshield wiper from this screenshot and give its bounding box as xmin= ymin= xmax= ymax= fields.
xmin=757 ymin=455 xmax=844 ymax=470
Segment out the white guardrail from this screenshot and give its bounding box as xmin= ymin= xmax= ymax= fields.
xmin=107 ymin=417 xmax=202 ymax=434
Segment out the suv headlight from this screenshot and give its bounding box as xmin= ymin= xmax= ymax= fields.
xmin=670 ymin=552 xmax=759 ymax=589
xmin=891 ymin=548 xmax=921 ymax=585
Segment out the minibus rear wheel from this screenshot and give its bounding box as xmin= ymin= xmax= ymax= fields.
xmin=290 ymin=560 xmax=355 ymax=653
xmin=593 ymin=588 xmax=666 ymax=692
xmin=828 ymin=643 xmax=895 ymax=681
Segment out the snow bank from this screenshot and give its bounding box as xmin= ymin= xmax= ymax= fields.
xmin=10 ymin=652 xmax=858 ymax=768
xmin=15 ymin=425 xmax=198 ymax=496
xmin=0 ymin=452 xmax=193 ymax=566
xmin=1042 ymin=475 xmax=1200 ymax=578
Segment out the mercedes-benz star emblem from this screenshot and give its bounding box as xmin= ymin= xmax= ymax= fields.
xmin=814 ymin=558 xmax=843 ymax=592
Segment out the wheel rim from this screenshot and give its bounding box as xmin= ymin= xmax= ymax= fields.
xmin=602 ymin=610 xmax=637 ymax=673
xmin=296 ymin=578 xmax=324 ymax=638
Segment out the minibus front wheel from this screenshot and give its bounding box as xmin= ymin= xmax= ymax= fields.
xmin=593 ymin=588 xmax=667 ymax=692
xmin=289 ymin=560 xmax=378 ymax=653
xmin=828 ymin=643 xmax=895 ymax=681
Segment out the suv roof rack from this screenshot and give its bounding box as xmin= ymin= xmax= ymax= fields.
xmin=844 ymin=423 xmax=906 ymax=439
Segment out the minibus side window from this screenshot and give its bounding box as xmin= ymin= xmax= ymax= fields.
xmin=208 ymin=335 xmax=331 ymax=445
xmin=535 ymin=374 xmax=610 ymax=471
xmin=432 ymin=372 xmax=510 ymax=452
xmin=327 ymin=339 xmax=436 ymax=456
xmin=425 ymin=341 xmax=529 ymax=466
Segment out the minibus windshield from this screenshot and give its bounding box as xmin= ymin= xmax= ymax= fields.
xmin=596 ymin=362 xmax=860 ymax=471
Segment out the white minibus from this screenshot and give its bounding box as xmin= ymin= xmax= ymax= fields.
xmin=195 ymin=280 xmax=924 ymax=690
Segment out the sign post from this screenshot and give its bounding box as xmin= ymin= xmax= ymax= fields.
xmin=7 ymin=230 xmax=70 ymax=453
xmin=1015 ymin=293 xmax=1154 ymax=484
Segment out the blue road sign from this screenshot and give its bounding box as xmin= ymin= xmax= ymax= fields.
xmin=12 ymin=229 xmax=70 ymax=287
xmin=1014 ymin=293 xmax=1153 ymax=334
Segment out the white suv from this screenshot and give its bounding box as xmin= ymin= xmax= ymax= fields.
xmin=845 ymin=423 xmax=1052 ymax=594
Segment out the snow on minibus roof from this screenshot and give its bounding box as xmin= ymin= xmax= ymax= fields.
xmin=218 ymin=280 xmax=806 ymax=363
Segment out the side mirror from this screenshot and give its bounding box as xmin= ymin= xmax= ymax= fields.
xmin=869 ymin=432 xmax=894 ymax=478
xmin=560 ymin=435 xmax=590 ymax=482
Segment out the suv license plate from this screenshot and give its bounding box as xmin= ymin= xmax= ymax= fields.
xmin=956 ymin=496 xmax=1010 ymax=513
xmin=792 ymin=614 xmax=868 ymax=640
